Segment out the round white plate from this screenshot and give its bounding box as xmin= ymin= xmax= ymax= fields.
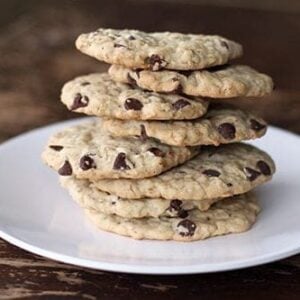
xmin=0 ymin=119 xmax=299 ymax=274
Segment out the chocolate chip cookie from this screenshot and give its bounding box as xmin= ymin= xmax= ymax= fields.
xmin=60 ymin=177 xmax=222 ymax=218
xmin=42 ymin=121 xmax=199 ymax=179
xmin=102 ymin=106 xmax=267 ymax=146
xmin=92 ymin=143 xmax=275 ymax=200
xmin=85 ymin=193 xmax=260 ymax=241
xmin=76 ymin=28 xmax=242 ymax=70
xmin=61 ymin=73 xmax=208 ymax=120
xmin=109 ymin=64 xmax=273 ymax=98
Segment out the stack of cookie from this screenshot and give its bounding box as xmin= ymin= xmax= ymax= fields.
xmin=42 ymin=29 xmax=276 ymax=241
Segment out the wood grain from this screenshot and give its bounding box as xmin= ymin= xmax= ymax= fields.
xmin=1 ymin=239 xmax=300 ymax=300
xmin=0 ymin=1 xmax=299 ymax=299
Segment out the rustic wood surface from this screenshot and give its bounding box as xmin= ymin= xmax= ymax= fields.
xmin=0 ymin=1 xmax=299 ymax=299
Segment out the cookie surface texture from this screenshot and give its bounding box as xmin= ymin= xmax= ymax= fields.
xmin=61 ymin=73 xmax=208 ymax=120
xmin=42 ymin=121 xmax=199 ymax=179
xmin=109 ymin=64 xmax=273 ymax=98
xmin=92 ymin=143 xmax=275 ymax=200
xmin=76 ymin=28 xmax=243 ymax=70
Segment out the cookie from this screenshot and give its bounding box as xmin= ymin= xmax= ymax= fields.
xmin=60 ymin=177 xmax=221 ymax=219
xmin=92 ymin=143 xmax=275 ymax=200
xmin=85 ymin=193 xmax=260 ymax=241
xmin=102 ymin=106 xmax=267 ymax=146
xmin=76 ymin=28 xmax=243 ymax=71
xmin=109 ymin=64 xmax=273 ymax=98
xmin=42 ymin=121 xmax=199 ymax=179
xmin=61 ymin=73 xmax=208 ymax=120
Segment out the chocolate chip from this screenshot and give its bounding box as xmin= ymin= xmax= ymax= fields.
xmin=177 ymin=219 xmax=197 ymax=237
xmin=70 ymin=93 xmax=89 ymax=110
xmin=256 ymin=160 xmax=271 ymax=175
xmin=114 ymin=43 xmax=126 ymax=48
xmin=113 ymin=153 xmax=131 ymax=170
xmin=170 ymin=199 xmax=182 ymax=210
xmin=168 ymin=200 xmax=189 ymax=218
xmin=49 ymin=145 xmax=63 ymax=151
xmin=178 ymin=210 xmax=189 ymax=218
xmin=250 ymin=119 xmax=266 ymax=131
xmin=207 ymin=64 xmax=229 ymax=73
xmin=227 ymin=183 xmax=233 ymax=187
xmin=221 ymin=41 xmax=229 ymax=49
xmin=140 ymin=125 xmax=148 ymax=142
xmin=217 ymin=123 xmax=236 ymax=139
xmin=202 ymin=169 xmax=220 ymax=177
xmin=80 ymin=155 xmax=96 ymax=170
xmin=124 ymin=98 xmax=143 ymax=111
xmin=244 ymin=167 xmax=261 ymax=181
xmin=147 ymin=147 xmax=165 ymax=157
xmin=80 ymin=81 xmax=90 ymax=86
xmin=58 ymin=160 xmax=72 ymax=176
xmin=172 ymin=99 xmax=191 ymax=110
xmin=127 ymin=73 xmax=137 ymax=85
xmin=146 ymin=54 xmax=167 ymax=71
xmin=128 ymin=35 xmax=136 ymax=40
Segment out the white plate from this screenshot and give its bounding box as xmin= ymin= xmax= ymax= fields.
xmin=0 ymin=119 xmax=299 ymax=275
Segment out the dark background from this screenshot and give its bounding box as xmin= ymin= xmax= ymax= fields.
xmin=0 ymin=1 xmax=299 ymax=299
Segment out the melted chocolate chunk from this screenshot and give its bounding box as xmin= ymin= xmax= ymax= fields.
xmin=146 ymin=54 xmax=167 ymax=70
xmin=202 ymin=169 xmax=220 ymax=177
xmin=178 ymin=210 xmax=189 ymax=218
xmin=113 ymin=153 xmax=131 ymax=170
xmin=244 ymin=167 xmax=261 ymax=181
xmin=128 ymin=35 xmax=136 ymax=40
xmin=169 ymin=200 xmax=189 ymax=218
xmin=140 ymin=125 xmax=148 ymax=142
xmin=70 ymin=93 xmax=89 ymax=110
xmin=177 ymin=219 xmax=197 ymax=237
xmin=172 ymin=99 xmax=191 ymax=110
xmin=80 ymin=81 xmax=90 ymax=86
xmin=217 ymin=123 xmax=236 ymax=139
xmin=250 ymin=119 xmax=266 ymax=131
xmin=147 ymin=147 xmax=165 ymax=157
xmin=49 ymin=145 xmax=63 ymax=151
xmin=170 ymin=199 xmax=182 ymax=209
xmin=124 ymin=98 xmax=143 ymax=111
xmin=256 ymin=160 xmax=271 ymax=175
xmin=58 ymin=160 xmax=72 ymax=176
xmin=80 ymin=155 xmax=96 ymax=170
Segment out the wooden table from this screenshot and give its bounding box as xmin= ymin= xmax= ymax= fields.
xmin=0 ymin=1 xmax=299 ymax=298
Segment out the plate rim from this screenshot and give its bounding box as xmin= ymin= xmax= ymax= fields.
xmin=0 ymin=120 xmax=299 ymax=274
xmin=1 ymin=229 xmax=299 ymax=274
